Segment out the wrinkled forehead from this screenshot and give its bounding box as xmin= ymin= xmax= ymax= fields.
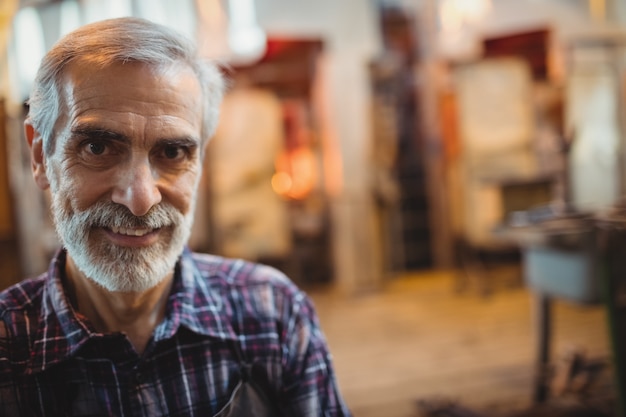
xmin=56 ymin=59 xmax=204 ymax=125
xmin=55 ymin=62 xmax=203 ymax=137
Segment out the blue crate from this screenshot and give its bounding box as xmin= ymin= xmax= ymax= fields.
xmin=523 ymin=242 xmax=602 ymax=304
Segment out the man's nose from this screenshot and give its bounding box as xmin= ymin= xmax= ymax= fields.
xmin=111 ymin=158 xmax=162 ymax=216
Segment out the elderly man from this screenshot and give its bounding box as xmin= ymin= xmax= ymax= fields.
xmin=0 ymin=17 xmax=351 ymax=416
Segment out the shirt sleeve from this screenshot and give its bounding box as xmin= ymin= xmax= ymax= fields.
xmin=279 ymin=291 xmax=352 ymax=417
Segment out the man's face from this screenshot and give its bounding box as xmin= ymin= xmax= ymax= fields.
xmin=41 ymin=61 xmax=205 ymax=292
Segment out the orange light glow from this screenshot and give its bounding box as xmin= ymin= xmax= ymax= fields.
xmin=273 ymin=147 xmax=317 ymax=200
xmin=271 ymin=171 xmax=292 ymax=195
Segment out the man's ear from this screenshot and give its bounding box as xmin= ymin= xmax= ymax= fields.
xmin=24 ymin=121 xmax=50 ymax=190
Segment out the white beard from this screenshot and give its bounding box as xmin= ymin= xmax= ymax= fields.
xmin=49 ymin=194 xmax=194 ymax=293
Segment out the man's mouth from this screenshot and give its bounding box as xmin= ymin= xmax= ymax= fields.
xmin=110 ymin=226 xmax=154 ymax=237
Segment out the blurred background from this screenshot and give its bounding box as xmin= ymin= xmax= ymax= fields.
xmin=1 ymin=0 xmax=626 ymax=416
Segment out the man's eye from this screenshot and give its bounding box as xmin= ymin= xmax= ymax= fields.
xmin=163 ymin=145 xmax=184 ymax=159
xmin=88 ymin=142 xmax=107 ymax=155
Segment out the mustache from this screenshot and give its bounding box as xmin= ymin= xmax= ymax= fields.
xmin=82 ymin=201 xmax=179 ymax=230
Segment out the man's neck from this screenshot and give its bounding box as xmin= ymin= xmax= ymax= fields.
xmin=64 ymin=256 xmax=174 ymax=355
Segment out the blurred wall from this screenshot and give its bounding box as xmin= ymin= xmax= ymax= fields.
xmin=255 ymin=0 xmax=385 ymax=292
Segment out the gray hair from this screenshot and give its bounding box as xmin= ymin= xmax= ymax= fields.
xmin=27 ymin=16 xmax=225 ymax=155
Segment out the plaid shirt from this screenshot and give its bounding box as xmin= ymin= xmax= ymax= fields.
xmin=0 ymin=248 xmax=351 ymax=416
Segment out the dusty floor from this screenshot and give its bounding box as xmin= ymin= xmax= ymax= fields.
xmin=308 ymin=267 xmax=615 ymax=417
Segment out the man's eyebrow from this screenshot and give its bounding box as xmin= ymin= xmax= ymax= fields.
xmin=70 ymin=125 xmax=129 ymax=142
xmin=157 ymin=136 xmax=200 ymax=147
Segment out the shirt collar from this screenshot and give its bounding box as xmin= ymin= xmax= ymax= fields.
xmin=27 ymin=247 xmax=237 ymax=375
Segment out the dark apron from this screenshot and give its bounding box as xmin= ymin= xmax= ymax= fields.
xmin=213 ymin=363 xmax=282 ymax=417
xmin=213 ymin=339 xmax=282 ymax=417
xmin=35 ymin=341 xmax=282 ymax=416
